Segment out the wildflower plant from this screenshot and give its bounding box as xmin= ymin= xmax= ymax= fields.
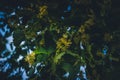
xmin=1 ymin=0 xmax=119 ymax=80
xmin=25 ymin=52 xmax=36 ymax=66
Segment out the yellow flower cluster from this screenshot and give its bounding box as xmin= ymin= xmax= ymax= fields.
xmin=79 ymin=18 xmax=94 ymax=33
xmin=78 ymin=16 xmax=94 ymax=45
xmin=37 ymin=5 xmax=48 ymax=18
xmin=56 ymin=34 xmax=72 ymax=53
xmin=25 ymin=52 xmax=36 ymax=66
xmin=79 ymin=9 xmax=95 ymax=34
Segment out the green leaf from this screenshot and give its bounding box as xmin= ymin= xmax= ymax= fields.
xmin=54 ymin=52 xmax=65 ymax=64
xmin=62 ymin=63 xmax=73 ymax=72
xmin=35 ymin=46 xmax=55 ymax=55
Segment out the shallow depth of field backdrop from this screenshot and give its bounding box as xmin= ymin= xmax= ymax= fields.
xmin=0 ymin=0 xmax=120 ymax=80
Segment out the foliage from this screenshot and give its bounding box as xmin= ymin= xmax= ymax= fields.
xmin=25 ymin=52 xmax=36 ymax=66
xmin=1 ymin=0 xmax=120 ymax=80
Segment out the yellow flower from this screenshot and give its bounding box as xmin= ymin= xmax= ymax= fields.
xmin=37 ymin=5 xmax=48 ymax=18
xmin=25 ymin=52 xmax=36 ymax=66
xmin=79 ymin=18 xmax=94 ymax=33
xmin=61 ymin=38 xmax=71 ymax=47
xmin=56 ymin=36 xmax=72 ymax=52
xmin=79 ymin=25 xmax=85 ymax=33
xmin=84 ymin=18 xmax=94 ymax=28
xmin=63 ymin=34 xmax=68 ymax=38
